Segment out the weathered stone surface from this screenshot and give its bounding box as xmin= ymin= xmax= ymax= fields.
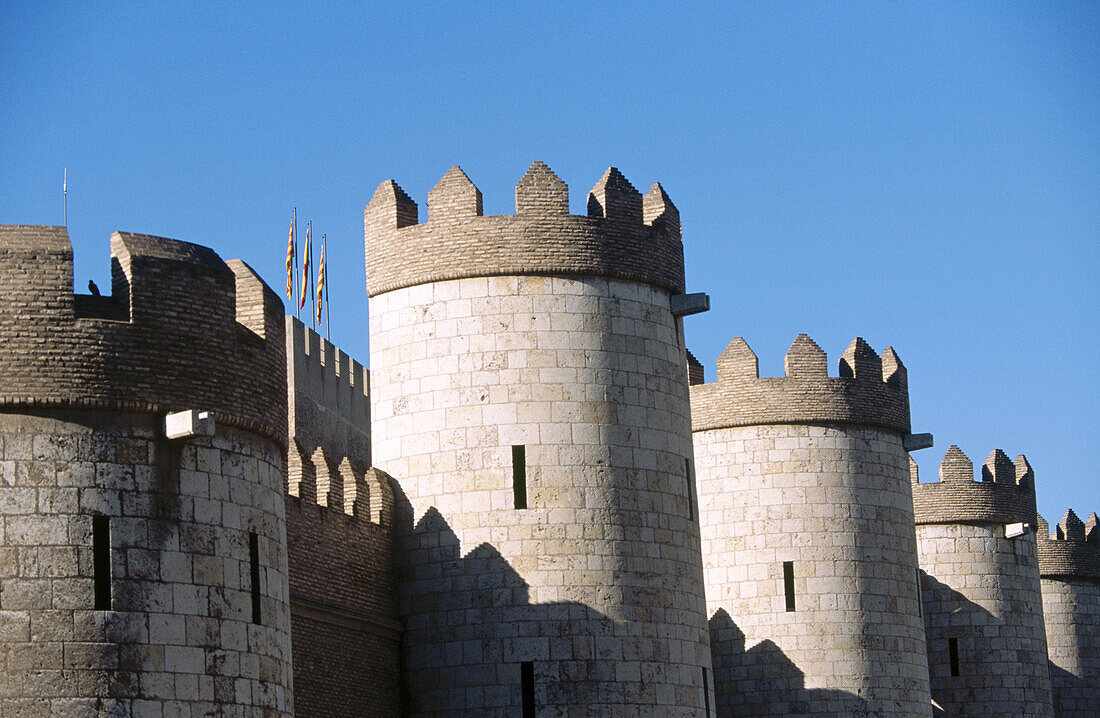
xmin=370 ymin=272 xmax=711 ymax=716
xmin=914 ymin=446 xmax=1053 ymax=717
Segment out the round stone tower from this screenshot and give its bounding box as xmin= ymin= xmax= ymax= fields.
xmin=365 ymin=163 xmax=712 ymax=716
xmin=1036 ymin=509 xmax=1100 ymax=717
xmin=0 ymin=226 xmax=293 ymax=716
xmin=690 ymin=334 xmax=932 ymax=717
xmin=911 ymin=445 xmax=1053 ymax=716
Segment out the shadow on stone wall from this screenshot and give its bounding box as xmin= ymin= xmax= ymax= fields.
xmin=708 ymin=609 xmax=875 ymax=718
xmin=919 ymin=571 xmax=1052 ymax=717
xmin=391 ymin=484 xmax=708 ymax=715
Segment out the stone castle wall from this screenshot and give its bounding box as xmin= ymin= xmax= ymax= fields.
xmin=0 ymin=226 xmax=285 ymax=442
xmin=283 ymin=318 xmax=401 ymax=717
xmin=692 ymin=336 xmax=931 ymax=717
xmin=913 ymin=447 xmax=1053 ymax=717
xmin=364 ymin=162 xmax=685 ymax=297
xmin=285 ymin=484 xmax=400 ymax=718
xmin=1037 ymin=511 xmax=1100 ymax=717
xmin=366 ymin=164 xmax=712 ymax=716
xmin=3 ymin=158 xmax=1093 ymax=718
xmin=0 ymin=227 xmax=292 ymax=716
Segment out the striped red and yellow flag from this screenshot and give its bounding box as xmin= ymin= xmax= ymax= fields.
xmin=285 ymin=219 xmax=294 ymax=299
xmin=299 ymin=223 xmax=311 ymax=311
xmin=316 ymin=236 xmax=325 ymax=325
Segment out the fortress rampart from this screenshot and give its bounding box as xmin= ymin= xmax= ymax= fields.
xmin=368 ymin=163 xmax=712 ymax=716
xmin=286 ymin=316 xmax=370 ymax=508
xmin=0 ymin=227 xmax=293 ymax=715
xmin=1037 ymin=510 xmax=1100 ymax=581
xmin=283 ymin=318 xmax=400 ymax=715
xmin=363 ymin=162 xmax=685 ymax=296
xmin=911 ymin=445 xmax=1037 ymax=524
xmin=688 ymin=334 xmax=910 ymax=433
xmin=914 ymin=445 xmax=1052 ymax=716
xmin=1037 ymin=510 xmax=1100 ymax=717
xmin=0 ymin=225 xmax=286 ymax=445
xmin=285 ymin=467 xmax=400 ymax=717
xmin=692 ymin=335 xmax=931 ymax=717
xmin=1 ymin=165 xmax=1092 ymax=717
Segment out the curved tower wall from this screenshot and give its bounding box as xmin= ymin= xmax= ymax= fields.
xmin=912 ymin=446 xmax=1053 ymax=716
xmin=0 ymin=227 xmax=293 ymax=716
xmin=365 ymin=164 xmax=712 ymax=716
xmin=691 ymin=335 xmax=931 ymax=717
xmin=1036 ymin=510 xmax=1100 ymax=717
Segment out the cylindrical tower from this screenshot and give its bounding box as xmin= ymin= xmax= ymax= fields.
xmin=912 ymin=445 xmax=1053 ymax=716
xmin=691 ymin=334 xmax=932 ymax=717
xmin=1036 ymin=509 xmax=1100 ymax=717
xmin=0 ymin=226 xmax=293 ymax=716
xmin=365 ymin=163 xmax=712 ymax=716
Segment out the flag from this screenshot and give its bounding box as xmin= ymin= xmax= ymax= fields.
xmin=316 ymin=235 xmax=326 ymax=326
xmin=285 ymin=218 xmax=294 ymax=300
xmin=299 ymin=222 xmax=311 ymax=311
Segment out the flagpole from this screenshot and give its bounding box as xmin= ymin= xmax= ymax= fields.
xmin=309 ymin=221 xmax=316 ymax=330
xmin=324 ymin=233 xmax=330 ymax=342
xmin=63 ymin=168 xmax=68 ymax=228
xmin=293 ymin=208 xmax=299 ymax=319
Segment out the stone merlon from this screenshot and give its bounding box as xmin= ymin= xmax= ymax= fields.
xmin=911 ymin=445 xmax=1038 ymax=525
xmin=363 ymin=162 xmax=685 ymax=297
xmin=1037 ymin=509 xmax=1100 ymax=581
xmin=0 ymin=225 xmax=287 ymax=445
xmin=688 ymin=334 xmax=911 ymax=433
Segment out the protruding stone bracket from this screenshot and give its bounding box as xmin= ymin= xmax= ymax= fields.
xmin=670 ymin=292 xmax=710 ymax=317
xmin=165 ymin=409 xmax=215 ymax=441
xmin=903 ymin=433 xmax=934 ymax=451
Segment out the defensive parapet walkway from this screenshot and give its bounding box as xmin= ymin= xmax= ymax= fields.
xmin=692 ymin=334 xmax=931 ymax=718
xmin=913 ymin=445 xmax=1052 ymax=717
xmin=689 ymin=334 xmax=910 ymax=433
xmin=912 ymin=445 xmax=1037 ymax=525
xmin=364 ymin=161 xmax=685 ymax=296
xmin=0 ymin=225 xmax=293 ymax=716
xmin=1037 ymin=510 xmax=1100 ymax=717
xmin=0 ymin=225 xmax=286 ymax=443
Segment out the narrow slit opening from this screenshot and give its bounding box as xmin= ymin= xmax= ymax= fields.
xmin=685 ymin=457 xmax=694 ymax=521
xmin=916 ymin=568 xmax=923 ymax=619
xmin=92 ymin=515 xmax=111 ymax=610
xmin=783 ymin=561 xmax=795 ymax=612
xmin=521 ymin=661 xmax=535 ymax=718
xmin=702 ymin=666 xmax=711 ymax=717
xmin=250 ymin=532 xmax=262 ymax=625
xmin=948 ymin=637 xmax=960 ymax=676
xmin=513 ymin=445 xmax=527 ymax=510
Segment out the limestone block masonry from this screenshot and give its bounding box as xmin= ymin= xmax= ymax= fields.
xmin=365 ymin=163 xmax=713 ymax=716
xmin=0 ymin=227 xmax=293 ymax=717
xmin=691 ymin=335 xmax=932 ymax=718
xmin=1036 ymin=510 xmax=1100 ymax=717
xmin=912 ymin=446 xmax=1053 ymax=717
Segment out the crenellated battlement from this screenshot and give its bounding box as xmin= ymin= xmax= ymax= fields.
xmin=911 ymin=445 xmax=1038 ymax=525
xmin=689 ymin=334 xmax=910 ymax=433
xmin=0 ymin=225 xmax=286 ymax=443
xmin=286 ymin=315 xmax=380 ymax=522
xmin=286 ymin=316 xmax=369 ymax=462
xmin=363 ymin=161 xmax=685 ymax=297
xmin=1037 ymin=509 xmax=1100 ymax=581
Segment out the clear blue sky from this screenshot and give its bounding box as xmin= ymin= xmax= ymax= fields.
xmin=2 ymin=2 xmax=1096 ymax=523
